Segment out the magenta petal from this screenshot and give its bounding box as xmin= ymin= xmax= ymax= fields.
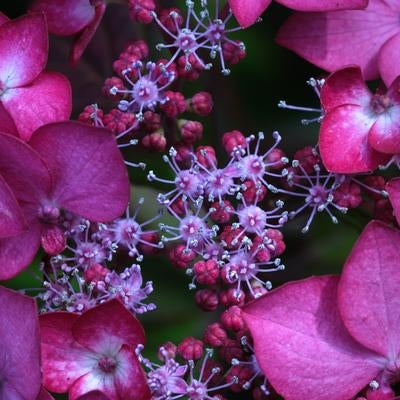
xmin=2 ymin=71 xmax=72 ymax=141
xmin=320 ymin=105 xmax=388 ymax=173
xmin=320 ymin=66 xmax=372 ymax=112
xmin=276 ymin=1 xmax=400 ymax=80
xmin=114 ymin=345 xmax=151 ymax=400
xmin=76 ymin=391 xmax=110 ymax=400
xmin=40 ymin=312 xmax=94 ymax=393
xmin=276 ymin=0 xmax=368 ymax=11
xmin=30 ymin=0 xmax=96 ymax=36
xmin=242 ymin=276 xmax=384 ymax=400
xmin=0 ymin=132 xmax=51 ymax=205
xmin=70 ymin=2 xmax=106 ymax=65
xmin=0 ymin=102 xmax=18 ymax=136
xmin=386 ymin=178 xmax=400 ymax=225
xmin=30 ymin=121 xmax=129 ymax=221
xmin=0 ymin=222 xmax=41 ymax=280
xmin=0 ymin=12 xmax=9 ymax=25
xmin=0 ymin=13 xmax=48 ymax=88
xmin=37 ymin=388 xmax=55 ymax=400
xmin=0 ymin=174 xmax=26 ymax=238
xmin=338 ymin=221 xmax=400 ymax=359
xmin=0 ymin=287 xmax=41 ymax=399
xmin=228 ymin=0 xmax=272 ymax=28
xmin=72 ymin=300 xmax=145 ymax=353
xmin=379 ymin=32 xmax=400 ymax=87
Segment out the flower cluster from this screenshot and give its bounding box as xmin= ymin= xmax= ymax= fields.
xmin=2 ymin=0 xmax=400 ymax=400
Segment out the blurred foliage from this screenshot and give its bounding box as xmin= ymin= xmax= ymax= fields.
xmin=2 ymin=2 xmax=368 ymax=399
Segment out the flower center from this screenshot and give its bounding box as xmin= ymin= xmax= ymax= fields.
xmin=176 ymin=29 xmax=197 ymax=50
xmin=370 ymin=94 xmax=392 ymax=114
xmin=38 ymin=205 xmax=61 ymax=224
xmin=186 ymin=380 xmax=208 ymax=400
xmin=132 ymin=77 xmax=159 ymax=106
xmin=98 ymin=356 xmax=117 ymax=373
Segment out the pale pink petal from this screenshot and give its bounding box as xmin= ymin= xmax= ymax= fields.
xmin=30 ymin=0 xmax=96 ymax=36
xmin=69 ymin=372 xmax=117 ymax=400
xmin=0 ymin=14 xmax=47 ymax=88
xmin=70 ymin=2 xmax=106 ymax=65
xmin=0 ymin=132 xmax=51 ymax=206
xmin=319 ymin=105 xmax=389 ymax=173
xmin=368 ymin=76 xmax=400 ymax=154
xmin=0 ymin=102 xmax=18 ymax=136
xmin=228 ymin=0 xmax=272 ymax=28
xmin=77 ymin=391 xmax=110 ymax=400
xmin=72 ymin=300 xmax=145 ymax=353
xmin=2 ymin=71 xmax=72 ymax=141
xmin=37 ymin=388 xmax=55 ymax=400
xmin=29 ymin=121 xmax=129 ymax=222
xmin=386 ymin=178 xmax=400 ymax=225
xmin=369 ymin=105 xmax=400 ymax=154
xmin=40 ymin=312 xmax=95 ymax=393
xmin=0 ymin=221 xmax=41 ymax=280
xmin=242 ymin=276 xmax=385 ymax=400
xmin=0 ymin=174 xmax=26 ymax=238
xmin=276 ymin=2 xmax=400 ymax=80
xmin=276 ymin=0 xmax=368 ymax=11
xmin=378 ymin=32 xmax=400 ymax=87
xmin=0 ymin=287 xmax=41 ymax=399
xmin=320 ymin=66 xmax=371 ymax=112
xmin=114 ymin=345 xmax=151 ymax=400
xmin=338 ymin=221 xmax=400 ymax=360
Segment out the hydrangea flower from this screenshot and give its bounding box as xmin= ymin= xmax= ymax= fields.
xmin=30 ymin=0 xmax=106 ymax=64
xmin=277 ymin=0 xmax=400 ymax=86
xmin=243 ymin=221 xmax=400 ymax=400
xmin=0 ymin=13 xmax=71 ymax=140
xmin=0 ymin=121 xmax=129 ymax=279
xmin=228 ymin=0 xmax=368 ymax=28
xmin=0 ymin=286 xmax=41 ymax=399
xmin=40 ymin=299 xmax=150 ymax=400
xmin=318 ymin=66 xmax=397 ymax=173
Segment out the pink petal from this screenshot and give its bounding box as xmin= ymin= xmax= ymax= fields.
xmin=70 ymin=2 xmax=106 ymax=65
xmin=0 ymin=12 xmax=9 ymax=25
xmin=228 ymin=0 xmax=272 ymax=28
xmin=114 ymin=345 xmax=151 ymax=400
xmin=76 ymin=391 xmax=110 ymax=400
xmin=276 ymin=0 xmax=368 ymax=11
xmin=0 ymin=287 xmax=41 ymax=399
xmin=37 ymin=388 xmax=55 ymax=400
xmin=242 ymin=276 xmax=385 ymax=400
xmin=72 ymin=300 xmax=145 ymax=353
xmin=0 ymin=132 xmax=51 ymax=206
xmin=320 ymin=66 xmax=372 ymax=112
xmin=40 ymin=312 xmax=95 ymax=393
xmin=368 ymin=76 xmax=400 ymax=154
xmin=69 ymin=372 xmax=118 ymax=400
xmin=29 ymin=121 xmax=129 ymax=222
xmin=0 ymin=174 xmax=26 ymax=238
xmin=0 ymin=102 xmax=18 ymax=136
xmin=386 ymin=178 xmax=400 ymax=225
xmin=319 ymin=105 xmax=389 ymax=173
xmin=30 ymin=0 xmax=96 ymax=36
xmin=379 ymin=32 xmax=400 ymax=88
xmin=369 ymin=106 xmax=400 ymax=154
xmin=0 ymin=13 xmax=47 ymax=88
xmin=2 ymin=71 xmax=72 ymax=141
xmin=276 ymin=2 xmax=400 ymax=80
xmin=338 ymin=221 xmax=400 ymax=360
xmin=0 ymin=221 xmax=41 ymax=280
